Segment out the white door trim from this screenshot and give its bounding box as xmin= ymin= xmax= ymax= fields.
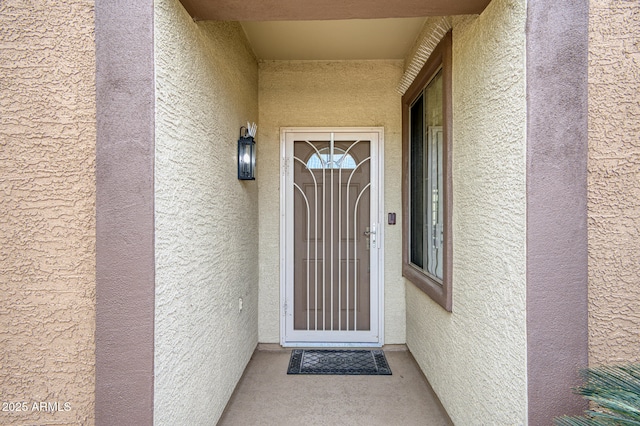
xmin=279 ymin=127 xmax=385 ymax=347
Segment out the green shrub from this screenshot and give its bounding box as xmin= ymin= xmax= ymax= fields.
xmin=554 ymin=364 xmax=640 ymax=426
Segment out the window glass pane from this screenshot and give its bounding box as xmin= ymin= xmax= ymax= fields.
xmin=307 ymin=147 xmax=357 ymax=169
xmin=410 ymin=69 xmax=443 ymax=282
xmin=426 ymin=125 xmax=443 ymax=279
xmin=410 ymin=94 xmax=424 ymax=268
xmin=425 ymin=70 xmax=443 ymax=280
xmin=426 ymin=70 xmax=443 ymax=128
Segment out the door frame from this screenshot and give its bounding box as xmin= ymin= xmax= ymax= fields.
xmin=279 ymin=127 xmax=385 ymax=347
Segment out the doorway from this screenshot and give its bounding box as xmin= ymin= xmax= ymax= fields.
xmin=280 ymin=128 xmax=384 ymax=346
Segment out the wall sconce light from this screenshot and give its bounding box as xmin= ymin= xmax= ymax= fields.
xmin=238 ymin=123 xmax=256 ymax=180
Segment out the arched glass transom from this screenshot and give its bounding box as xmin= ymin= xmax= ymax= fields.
xmin=306 ymin=147 xmax=357 ymax=169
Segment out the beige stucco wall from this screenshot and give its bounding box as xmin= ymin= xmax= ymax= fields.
xmin=258 ymin=60 xmax=406 ymax=344
xmin=588 ymin=0 xmax=640 ymax=365
xmin=154 ymin=0 xmax=259 ymax=424
xmin=0 ymin=1 xmax=96 ymax=425
xmin=405 ymin=1 xmax=528 ymax=424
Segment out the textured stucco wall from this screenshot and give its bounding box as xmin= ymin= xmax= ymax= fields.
xmin=95 ymin=0 xmax=156 ymax=423
xmin=258 ymin=60 xmax=405 ymax=344
xmin=0 ymin=1 xmax=96 ymax=425
xmin=405 ymin=1 xmax=528 ymax=424
xmin=526 ymin=0 xmax=589 ymax=421
xmin=153 ymin=1 xmax=259 ymax=424
xmin=588 ymin=0 xmax=640 ymax=365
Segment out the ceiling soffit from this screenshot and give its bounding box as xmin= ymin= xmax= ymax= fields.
xmin=178 ymin=0 xmax=491 ymax=21
xmin=241 ymin=18 xmax=428 ymax=60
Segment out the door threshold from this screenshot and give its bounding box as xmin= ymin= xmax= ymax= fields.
xmin=258 ymin=343 xmax=407 ymax=351
xmin=282 ymin=342 xmax=383 ymax=349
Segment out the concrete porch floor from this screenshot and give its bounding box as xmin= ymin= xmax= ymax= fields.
xmin=218 ymin=346 xmax=453 ymax=425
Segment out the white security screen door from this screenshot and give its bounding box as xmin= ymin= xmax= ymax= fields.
xmin=281 ymin=128 xmax=384 ymax=346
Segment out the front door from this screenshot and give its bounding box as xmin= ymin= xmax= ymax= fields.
xmin=281 ymin=128 xmax=383 ymax=345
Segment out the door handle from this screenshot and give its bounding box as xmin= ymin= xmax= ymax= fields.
xmin=364 ymin=225 xmax=377 ymax=248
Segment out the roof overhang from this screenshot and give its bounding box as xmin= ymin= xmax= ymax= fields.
xmin=179 ymin=0 xmax=491 ymax=21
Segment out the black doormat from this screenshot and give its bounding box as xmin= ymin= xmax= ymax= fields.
xmin=287 ymin=349 xmax=392 ymax=375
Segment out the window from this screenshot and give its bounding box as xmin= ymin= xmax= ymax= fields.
xmin=402 ymin=31 xmax=452 ymax=311
xmin=306 ymin=147 xmax=357 ymax=169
